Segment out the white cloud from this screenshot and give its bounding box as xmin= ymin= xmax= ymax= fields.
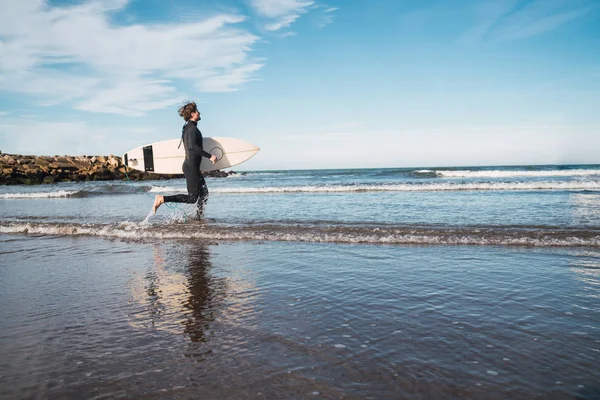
xmin=316 ymin=13 xmax=335 ymax=28
xmin=0 ymin=117 xmax=163 ymax=156
xmin=196 ymin=63 xmax=264 ymax=92
xmin=314 ymin=4 xmax=337 ymax=27
xmin=250 ymin=0 xmax=314 ymax=18
xmin=491 ymin=2 xmax=594 ymax=41
xmin=249 ymin=0 xmax=314 ymax=31
xmin=265 ymin=14 xmax=303 ymax=31
xmin=457 ymin=0 xmax=596 ymax=44
xmin=456 ymin=0 xmax=519 ymax=45
xmin=2 ymin=69 xmax=102 ymax=106
xmin=75 ymin=76 xmax=181 ymax=116
xmin=0 ymin=120 xmax=104 ymax=156
xmin=0 ymin=0 xmax=262 ymax=116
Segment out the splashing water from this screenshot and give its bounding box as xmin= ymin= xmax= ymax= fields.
xmin=141 ymin=208 xmax=154 ymax=225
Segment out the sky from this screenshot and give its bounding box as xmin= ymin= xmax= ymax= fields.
xmin=0 ymin=0 xmax=598 ymax=170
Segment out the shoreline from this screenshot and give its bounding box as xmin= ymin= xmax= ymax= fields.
xmin=0 ymin=152 xmax=233 ymax=185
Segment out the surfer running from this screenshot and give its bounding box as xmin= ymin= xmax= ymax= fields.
xmin=152 ymin=102 xmax=217 ymax=217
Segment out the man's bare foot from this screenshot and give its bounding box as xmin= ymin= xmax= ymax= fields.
xmin=152 ymin=195 xmax=164 ymax=213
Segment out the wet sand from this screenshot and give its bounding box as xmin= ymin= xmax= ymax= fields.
xmin=1 ymin=235 xmax=599 ymax=399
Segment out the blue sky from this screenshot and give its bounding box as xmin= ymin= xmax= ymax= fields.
xmin=0 ymin=0 xmax=598 ymax=170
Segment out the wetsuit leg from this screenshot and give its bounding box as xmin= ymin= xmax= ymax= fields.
xmin=195 ymin=175 xmax=209 ymax=218
xmin=163 ymin=161 xmax=202 ymax=204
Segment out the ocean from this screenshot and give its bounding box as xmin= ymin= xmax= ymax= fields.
xmin=1 ymin=164 xmax=599 ymax=399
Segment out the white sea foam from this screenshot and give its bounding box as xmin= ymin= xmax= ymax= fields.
xmin=0 ymin=190 xmax=80 ymax=199
xmin=149 ymin=186 xmax=187 ymax=193
xmin=242 ymin=172 xmax=280 ymax=176
xmin=105 ymin=175 xmax=600 ymax=197
xmin=434 ymin=169 xmax=600 ymax=178
xmin=2 ymin=221 xmax=600 ymax=248
xmin=209 ymin=181 xmax=600 ymax=194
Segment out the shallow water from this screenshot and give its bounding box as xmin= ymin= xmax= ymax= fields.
xmin=2 ymin=166 xmax=600 ymax=243
xmin=1 ymin=165 xmax=600 ymax=398
xmin=1 ymin=235 xmax=599 ymax=399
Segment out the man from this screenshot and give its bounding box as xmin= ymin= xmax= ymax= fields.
xmin=152 ymin=101 xmax=217 ymax=218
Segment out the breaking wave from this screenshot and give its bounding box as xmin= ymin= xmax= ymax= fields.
xmin=4 ymin=179 xmax=600 ymax=200
xmin=0 ymin=190 xmax=81 ymax=199
xmin=210 ymin=181 xmax=600 ymax=193
xmin=2 ymin=221 xmax=599 ymax=248
xmin=433 ymin=169 xmax=600 ymax=178
xmin=0 ymin=184 xmax=154 ymax=199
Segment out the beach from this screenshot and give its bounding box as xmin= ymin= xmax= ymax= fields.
xmin=1 ymin=165 xmax=599 ymax=399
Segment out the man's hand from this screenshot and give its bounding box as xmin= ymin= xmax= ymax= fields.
xmin=210 ymin=155 xmax=217 ymax=164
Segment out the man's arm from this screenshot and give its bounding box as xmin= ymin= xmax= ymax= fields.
xmin=184 ymin=126 xmax=212 ymax=159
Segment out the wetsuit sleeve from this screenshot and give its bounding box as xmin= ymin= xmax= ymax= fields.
xmin=184 ymin=125 xmax=212 ymax=159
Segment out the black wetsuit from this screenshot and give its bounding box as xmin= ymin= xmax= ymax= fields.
xmin=163 ymin=120 xmax=212 ymax=215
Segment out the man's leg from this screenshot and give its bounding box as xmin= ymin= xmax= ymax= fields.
xmin=195 ymin=175 xmax=209 ymax=219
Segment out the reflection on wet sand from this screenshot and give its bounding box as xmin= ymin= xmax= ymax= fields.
xmin=181 ymin=244 xmax=228 ymax=342
xmin=127 ymin=243 xmax=228 ymax=343
xmin=3 ymin=236 xmax=600 ymax=399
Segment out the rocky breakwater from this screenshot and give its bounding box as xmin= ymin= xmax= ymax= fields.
xmin=0 ymin=153 xmax=232 ymax=185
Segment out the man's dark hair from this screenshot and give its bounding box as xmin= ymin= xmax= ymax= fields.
xmin=178 ymin=101 xmax=197 ymax=121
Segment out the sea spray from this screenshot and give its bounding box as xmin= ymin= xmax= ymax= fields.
xmin=141 ymin=208 xmax=154 ymax=225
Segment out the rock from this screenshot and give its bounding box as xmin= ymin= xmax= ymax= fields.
xmin=205 ymin=170 xmax=230 ymax=178
xmin=56 ymin=156 xmax=72 ymax=164
xmin=0 ymin=153 xmax=234 ymax=185
xmin=36 ymin=158 xmax=51 ymax=167
xmin=59 ymin=164 xmax=79 ymax=171
xmin=107 ymin=156 xmax=120 ymax=168
xmin=74 ymin=156 xmax=91 ymax=164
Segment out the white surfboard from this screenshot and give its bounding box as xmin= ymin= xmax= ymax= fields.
xmin=123 ymin=137 xmax=259 ymax=174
